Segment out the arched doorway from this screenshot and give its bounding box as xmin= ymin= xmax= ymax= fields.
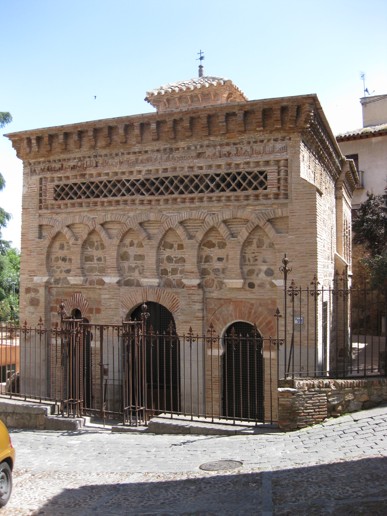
xmin=222 ymin=321 xmax=263 ymax=421
xmin=130 ymin=302 xmax=180 ymax=413
xmin=62 ymin=309 xmax=92 ymax=414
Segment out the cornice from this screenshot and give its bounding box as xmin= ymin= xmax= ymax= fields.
xmin=301 ymin=109 xmax=343 ymax=182
xmin=336 ymin=159 xmax=359 ymax=198
xmin=6 ymin=95 xmax=326 ymax=162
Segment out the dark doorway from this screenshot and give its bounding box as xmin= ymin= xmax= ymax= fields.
xmin=222 ymin=321 xmax=264 ymax=421
xmin=130 ymin=302 xmax=180 ymax=413
xmin=62 ymin=309 xmax=92 ymax=414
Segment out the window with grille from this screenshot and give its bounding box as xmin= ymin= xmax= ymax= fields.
xmin=53 ymin=170 xmax=268 ymax=201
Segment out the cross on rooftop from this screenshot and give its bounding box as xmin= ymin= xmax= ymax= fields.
xmin=197 ymin=50 xmax=205 ymax=77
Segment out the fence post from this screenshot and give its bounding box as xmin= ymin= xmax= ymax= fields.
xmin=279 ymin=255 xmax=291 ymax=377
xmin=140 ymin=303 xmax=149 ymax=423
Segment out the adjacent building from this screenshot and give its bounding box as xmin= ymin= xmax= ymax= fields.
xmin=337 ymin=94 xmax=387 ymax=208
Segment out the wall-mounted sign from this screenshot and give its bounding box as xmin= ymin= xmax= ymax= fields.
xmin=294 ymin=316 xmax=304 ymax=325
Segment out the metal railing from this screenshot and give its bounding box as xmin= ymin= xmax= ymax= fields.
xmin=0 ymin=274 xmax=385 ymax=426
xmin=277 ymin=260 xmax=386 ymax=379
xmin=0 ymin=318 xmax=276 ymax=426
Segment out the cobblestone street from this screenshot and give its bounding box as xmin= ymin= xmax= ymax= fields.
xmin=3 ymin=405 xmax=387 ymax=515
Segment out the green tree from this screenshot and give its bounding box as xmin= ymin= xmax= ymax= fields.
xmin=0 ymin=112 xmax=12 ymax=128
xmin=353 ymin=193 xmax=387 ymax=290
xmin=0 ymin=112 xmax=12 ymax=252
xmin=353 ymin=193 xmax=386 ymax=254
xmin=0 ymin=174 xmax=11 ymax=253
xmin=0 ymin=112 xmax=16 ymax=320
xmin=0 ymin=248 xmax=20 ymax=322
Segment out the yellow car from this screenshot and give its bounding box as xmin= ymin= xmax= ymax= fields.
xmin=0 ymin=420 xmax=15 ymax=507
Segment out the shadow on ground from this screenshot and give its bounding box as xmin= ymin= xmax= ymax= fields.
xmin=26 ymin=457 xmax=387 ymax=515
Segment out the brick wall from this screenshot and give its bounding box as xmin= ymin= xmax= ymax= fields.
xmin=7 ymin=90 xmax=358 ymax=412
xmin=278 ymin=377 xmax=387 ymax=430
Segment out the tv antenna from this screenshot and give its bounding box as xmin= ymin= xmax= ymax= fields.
xmin=360 ymin=72 xmax=374 ymax=96
xmin=197 ymin=50 xmax=205 ymax=78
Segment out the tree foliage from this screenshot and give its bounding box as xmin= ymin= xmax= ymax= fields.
xmin=353 ymin=193 xmax=387 ymax=290
xmin=0 ymin=111 xmax=12 ymax=251
xmin=0 ymin=168 xmax=11 ymax=252
xmin=0 ymin=111 xmax=16 ymax=319
xmin=362 ymin=252 xmax=387 ymax=290
xmin=353 ymin=194 xmax=386 ymax=254
xmin=0 ymin=247 xmax=20 ymax=321
xmin=0 ymin=112 xmax=12 ymax=128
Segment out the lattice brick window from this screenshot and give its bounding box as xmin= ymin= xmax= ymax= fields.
xmin=81 ymin=231 xmax=106 ymax=276
xmin=199 ymin=228 xmax=228 ymax=290
xmin=158 ymin=229 xmax=185 ymax=288
xmin=48 ymin=232 xmax=72 ymax=285
xmin=118 ymin=230 xmax=145 ymax=287
xmin=54 ymin=170 xmax=268 ymax=201
xmin=242 ymin=227 xmax=275 ymax=289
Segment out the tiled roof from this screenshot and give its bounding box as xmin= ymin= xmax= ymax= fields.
xmin=336 ymin=123 xmax=387 ymax=141
xmin=145 ymin=76 xmax=247 ymax=99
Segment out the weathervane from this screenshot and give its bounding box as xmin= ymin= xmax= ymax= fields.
xmin=197 ymin=50 xmax=205 ymax=78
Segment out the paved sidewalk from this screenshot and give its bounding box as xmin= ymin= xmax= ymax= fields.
xmin=3 ymin=405 xmax=387 ymax=515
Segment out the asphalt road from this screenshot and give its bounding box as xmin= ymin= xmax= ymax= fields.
xmin=3 ymin=405 xmax=387 ymax=515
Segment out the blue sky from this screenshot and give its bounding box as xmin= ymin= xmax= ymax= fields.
xmin=1 ymin=0 xmax=387 ymax=249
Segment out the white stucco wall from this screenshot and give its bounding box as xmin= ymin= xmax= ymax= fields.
xmin=338 ymin=134 xmax=387 ymax=208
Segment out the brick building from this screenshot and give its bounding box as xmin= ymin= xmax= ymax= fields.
xmin=5 ymin=73 xmax=358 ymax=420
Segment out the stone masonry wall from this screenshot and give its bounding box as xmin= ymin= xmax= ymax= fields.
xmin=278 ymin=377 xmax=387 ymax=430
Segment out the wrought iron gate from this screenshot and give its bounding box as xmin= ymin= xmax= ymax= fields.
xmin=122 ymin=318 xmax=146 ymax=425
xmin=1 ymin=260 xmax=384 ymax=427
xmin=223 ymin=322 xmax=264 ymax=421
xmin=56 ymin=306 xmax=269 ymax=425
xmin=60 ymin=318 xmax=82 ymax=416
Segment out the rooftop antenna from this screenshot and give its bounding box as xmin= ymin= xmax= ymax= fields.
xmin=360 ymin=72 xmax=371 ymax=96
xmin=197 ymin=50 xmax=205 ymax=78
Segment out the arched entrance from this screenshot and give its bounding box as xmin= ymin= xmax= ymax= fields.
xmin=62 ymin=308 xmax=92 ymax=414
xmin=222 ymin=321 xmax=263 ymax=421
xmin=129 ymin=302 xmax=180 ymax=413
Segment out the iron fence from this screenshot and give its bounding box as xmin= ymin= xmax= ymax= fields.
xmin=277 ymin=260 xmax=386 ymax=379
xmin=0 ymin=317 xmax=276 ymax=425
xmin=0 ymin=277 xmax=385 ymax=426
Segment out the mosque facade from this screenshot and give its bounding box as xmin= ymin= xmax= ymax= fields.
xmin=6 ymin=71 xmax=358 ymax=421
